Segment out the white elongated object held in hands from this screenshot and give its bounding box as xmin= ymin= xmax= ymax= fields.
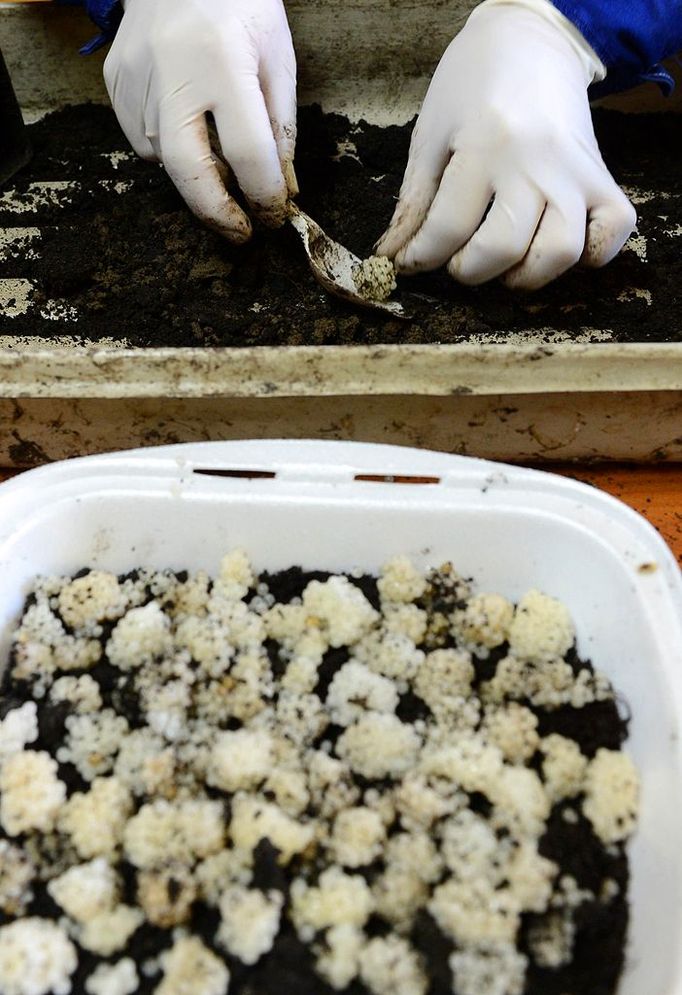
xmin=289 ymin=205 xmax=405 ymax=317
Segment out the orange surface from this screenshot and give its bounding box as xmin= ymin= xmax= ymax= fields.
xmin=1 ymin=463 xmax=681 ymax=565
xmin=552 ymin=464 xmax=682 ymax=566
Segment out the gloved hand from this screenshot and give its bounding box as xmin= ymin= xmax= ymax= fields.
xmin=376 ymin=0 xmax=637 ymax=290
xmin=103 ymin=0 xmax=297 ymax=243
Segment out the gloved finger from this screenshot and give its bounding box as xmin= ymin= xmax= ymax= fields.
xmin=581 ymin=194 xmax=637 ymax=268
xmin=502 ymin=196 xmax=587 ymax=291
xmin=374 ymin=121 xmax=450 ymax=258
xmin=447 ymin=183 xmax=545 ymax=285
xmin=213 ymin=74 xmax=289 ymax=228
xmin=259 ymin=44 xmax=299 ymax=198
xmin=394 ymin=153 xmax=492 ymax=273
xmin=103 ymin=56 xmax=157 ymax=161
xmin=117 ymin=106 xmax=158 ymax=162
xmin=158 ymin=108 xmax=252 ymax=243
xmin=210 ymin=153 xmax=230 ymax=187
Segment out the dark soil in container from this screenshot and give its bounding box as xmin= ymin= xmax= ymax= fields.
xmin=1 ymin=103 xmax=679 ymax=346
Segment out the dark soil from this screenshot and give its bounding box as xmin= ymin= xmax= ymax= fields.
xmin=0 ymin=103 xmax=680 ymax=346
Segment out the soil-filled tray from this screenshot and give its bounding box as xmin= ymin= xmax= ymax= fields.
xmin=0 ymin=104 xmax=680 ymax=348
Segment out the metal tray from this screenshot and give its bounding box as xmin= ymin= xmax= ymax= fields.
xmin=1 ymin=2 xmax=681 ymax=465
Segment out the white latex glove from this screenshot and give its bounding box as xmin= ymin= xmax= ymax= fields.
xmin=376 ymin=0 xmax=637 ymax=290
xmin=103 ymin=0 xmax=297 ymax=243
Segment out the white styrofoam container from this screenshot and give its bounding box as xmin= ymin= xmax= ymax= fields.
xmin=0 ymin=439 xmax=681 ymax=993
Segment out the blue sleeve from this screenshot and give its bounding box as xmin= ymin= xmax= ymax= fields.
xmin=56 ymin=0 xmax=122 ymax=54
xmin=551 ymin=0 xmax=682 ymax=95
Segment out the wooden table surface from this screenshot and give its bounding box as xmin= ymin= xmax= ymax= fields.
xmin=1 ymin=462 xmax=681 ymax=565
xmin=551 ymin=463 xmax=682 ymax=566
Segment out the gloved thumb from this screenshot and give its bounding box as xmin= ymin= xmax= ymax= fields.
xmin=282 ymin=158 xmax=299 ymax=199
